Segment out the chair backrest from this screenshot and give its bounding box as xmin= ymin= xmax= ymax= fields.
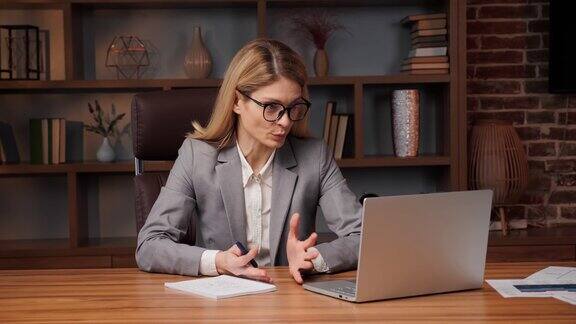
xmin=131 ymin=88 xmax=217 ymax=234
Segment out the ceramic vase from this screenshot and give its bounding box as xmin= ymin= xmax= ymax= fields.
xmin=184 ymin=26 xmax=213 ymax=79
xmin=97 ymin=137 xmax=115 ymax=162
xmin=391 ymin=89 xmax=420 ymax=157
xmin=314 ymin=48 xmax=329 ymax=77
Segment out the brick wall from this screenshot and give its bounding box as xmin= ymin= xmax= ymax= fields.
xmin=467 ymin=0 xmax=576 ymax=227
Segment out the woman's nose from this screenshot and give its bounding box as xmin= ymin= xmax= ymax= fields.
xmin=276 ymin=111 xmax=292 ymax=127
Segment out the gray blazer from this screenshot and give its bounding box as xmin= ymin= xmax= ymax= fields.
xmin=136 ymin=135 xmax=362 ymax=276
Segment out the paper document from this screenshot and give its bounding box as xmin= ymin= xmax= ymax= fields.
xmin=165 ymin=275 xmax=277 ymax=299
xmin=487 ymin=266 xmax=576 ymax=305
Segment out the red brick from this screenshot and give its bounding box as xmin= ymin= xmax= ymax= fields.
xmin=537 ymin=65 xmax=548 ymax=78
xmin=557 ymin=174 xmax=576 ymax=187
xmin=468 ymin=51 xmax=523 ymax=64
xmin=475 ymin=65 xmax=536 ymax=79
xmin=480 ymin=97 xmax=539 ymax=110
xmin=471 ymin=111 xmax=525 ymax=125
xmin=468 ymin=21 xmax=527 ymax=35
xmin=467 ymin=36 xmax=480 ymax=50
xmin=549 ymin=190 xmax=576 ymax=204
xmin=478 ymin=5 xmax=538 ymax=19
xmin=543 ymin=128 xmax=576 ymax=141
xmin=561 ymin=207 xmax=576 ymax=219
xmin=542 ymin=96 xmax=567 ymax=109
xmin=519 ymin=191 xmax=546 ymax=205
xmin=527 ymin=111 xmax=555 ymax=124
xmin=524 ymin=80 xmax=549 ymax=94
xmin=467 ymin=97 xmax=479 ymax=111
xmin=468 ymin=80 xmax=521 ymax=94
xmin=481 ymin=35 xmax=540 ymax=50
xmin=559 ymin=143 xmax=576 ymax=157
xmin=528 ymin=159 xmax=546 ymax=170
xmin=542 ymin=34 xmax=549 ymax=47
xmin=467 ymin=7 xmax=477 ymax=20
xmin=527 ymin=171 xmax=552 ymax=190
xmin=568 ymin=96 xmax=576 ymax=108
xmin=546 ymin=160 xmax=576 ymax=173
xmin=515 ymin=126 xmax=541 ymax=140
xmin=527 ymin=205 xmax=557 ymax=224
xmin=528 ymin=20 xmax=548 ymax=33
xmin=527 ymin=49 xmax=548 ymax=63
xmin=558 ymin=112 xmax=576 ymax=124
xmin=528 ymin=142 xmax=556 ymax=156
xmin=467 ymin=66 xmax=475 ymax=79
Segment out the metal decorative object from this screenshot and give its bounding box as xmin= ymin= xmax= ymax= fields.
xmin=391 ymin=89 xmax=420 ymax=157
xmin=105 ymin=35 xmax=150 ymax=79
xmin=468 ymin=119 xmax=529 ymax=235
xmin=0 ymin=25 xmax=40 ymax=80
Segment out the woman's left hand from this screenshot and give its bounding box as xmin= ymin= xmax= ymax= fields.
xmin=286 ymin=213 xmax=319 ymax=284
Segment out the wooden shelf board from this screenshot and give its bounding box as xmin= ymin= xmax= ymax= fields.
xmin=0 ymin=74 xmax=450 ymax=92
xmin=336 ymin=156 xmax=451 ymax=167
xmin=0 ymin=157 xmax=449 ymax=175
xmin=0 ymin=237 xmax=136 ymax=258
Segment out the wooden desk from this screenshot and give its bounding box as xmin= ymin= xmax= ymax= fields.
xmin=1 ymin=262 xmax=575 ymax=322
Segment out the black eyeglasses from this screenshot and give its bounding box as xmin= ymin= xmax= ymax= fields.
xmin=237 ymin=89 xmax=311 ymax=122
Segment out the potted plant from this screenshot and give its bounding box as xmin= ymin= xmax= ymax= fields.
xmin=290 ymin=9 xmax=348 ymax=77
xmin=85 ymin=100 xmax=126 ymax=162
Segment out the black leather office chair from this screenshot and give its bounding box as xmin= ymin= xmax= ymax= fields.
xmin=131 ymin=88 xmax=217 ymax=236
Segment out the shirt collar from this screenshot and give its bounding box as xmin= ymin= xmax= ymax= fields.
xmin=236 ymin=142 xmax=275 ymax=188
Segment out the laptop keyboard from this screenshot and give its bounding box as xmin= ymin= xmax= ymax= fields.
xmin=328 ymin=284 xmax=356 ymax=297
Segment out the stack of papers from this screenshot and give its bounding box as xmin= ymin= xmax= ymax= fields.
xmin=165 ymin=275 xmax=277 ymax=299
xmin=487 ymin=266 xmax=576 ymax=305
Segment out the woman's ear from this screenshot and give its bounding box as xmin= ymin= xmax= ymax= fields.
xmin=233 ymin=95 xmax=242 ymax=114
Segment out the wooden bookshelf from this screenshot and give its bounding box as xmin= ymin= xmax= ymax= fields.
xmin=0 ymin=0 xmax=467 ymax=269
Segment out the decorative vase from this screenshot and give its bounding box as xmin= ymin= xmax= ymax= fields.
xmin=314 ymin=48 xmax=329 ymax=77
xmin=391 ymin=89 xmax=420 ymax=157
xmin=97 ymin=137 xmax=115 ymax=162
xmin=184 ymin=26 xmax=212 ymax=79
xmin=468 ymin=119 xmax=529 ymax=235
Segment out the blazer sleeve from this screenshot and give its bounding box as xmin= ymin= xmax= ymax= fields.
xmin=314 ymin=140 xmax=363 ymax=273
xmin=135 ymin=138 xmax=206 ymax=276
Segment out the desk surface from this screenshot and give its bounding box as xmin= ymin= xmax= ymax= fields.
xmin=1 ymin=262 xmax=575 ymax=322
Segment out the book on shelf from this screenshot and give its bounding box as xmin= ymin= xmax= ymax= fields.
xmin=333 ymin=113 xmax=354 ymax=160
xmin=323 ymin=101 xmax=336 ymax=143
xmin=30 ymin=118 xmax=83 ymax=164
xmin=401 ymin=62 xmax=450 ymax=71
xmin=328 ymin=114 xmax=339 ymax=154
xmin=403 ymin=56 xmax=448 ymax=64
xmin=410 ymin=19 xmax=446 ymax=32
xmin=409 ymin=46 xmax=447 ymax=58
xmin=403 ymin=68 xmax=449 ymax=75
xmin=412 ymin=41 xmax=448 ymax=49
xmin=412 ymin=35 xmax=447 ymax=44
xmin=411 ymin=28 xmax=447 ymax=38
xmin=0 ymin=121 xmax=20 ymax=164
xmin=401 ymin=13 xmax=446 ymax=24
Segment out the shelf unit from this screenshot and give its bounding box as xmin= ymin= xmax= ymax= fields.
xmin=0 ymin=0 xmax=467 ymax=269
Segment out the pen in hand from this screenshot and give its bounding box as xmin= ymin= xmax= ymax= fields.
xmin=235 ymin=241 xmax=259 ymax=268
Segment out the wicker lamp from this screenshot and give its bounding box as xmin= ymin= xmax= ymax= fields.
xmin=468 ymin=119 xmax=529 ymax=235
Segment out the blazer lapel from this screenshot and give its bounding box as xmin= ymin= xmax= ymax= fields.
xmin=269 ymin=139 xmax=298 ymax=265
xmin=215 ymin=144 xmax=248 ymax=248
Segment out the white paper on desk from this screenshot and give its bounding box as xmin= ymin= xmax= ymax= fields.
xmin=525 ymin=266 xmax=576 ymax=282
xmin=486 ymin=280 xmax=553 ymax=298
xmin=165 ymin=275 xmax=277 ymax=300
xmin=553 ymin=292 xmax=576 ymax=305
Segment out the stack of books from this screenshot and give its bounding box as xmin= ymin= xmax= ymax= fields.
xmin=0 ymin=121 xmax=20 ymax=164
xmin=400 ymin=13 xmax=449 ymax=74
xmin=29 ymin=118 xmax=84 ymax=164
xmin=323 ymin=101 xmax=354 ymax=160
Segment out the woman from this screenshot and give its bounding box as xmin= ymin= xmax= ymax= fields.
xmin=136 ymin=38 xmax=362 ymax=284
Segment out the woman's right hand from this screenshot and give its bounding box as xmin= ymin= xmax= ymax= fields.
xmin=215 ymin=244 xmax=272 ymax=283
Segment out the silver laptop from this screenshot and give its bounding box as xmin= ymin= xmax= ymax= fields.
xmin=303 ymin=189 xmax=493 ymax=303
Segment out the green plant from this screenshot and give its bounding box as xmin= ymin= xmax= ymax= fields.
xmin=84 ymin=100 xmax=126 ymax=138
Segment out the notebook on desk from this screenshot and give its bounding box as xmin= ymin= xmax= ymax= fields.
xmin=165 ymin=275 xmax=277 ymax=299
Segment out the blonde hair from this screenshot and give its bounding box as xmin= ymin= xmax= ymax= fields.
xmin=188 ymin=38 xmax=311 ymax=149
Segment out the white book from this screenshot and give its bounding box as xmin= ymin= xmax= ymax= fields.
xmin=165 ymin=275 xmax=277 ymax=300
xmin=409 ymin=47 xmax=447 ymax=57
